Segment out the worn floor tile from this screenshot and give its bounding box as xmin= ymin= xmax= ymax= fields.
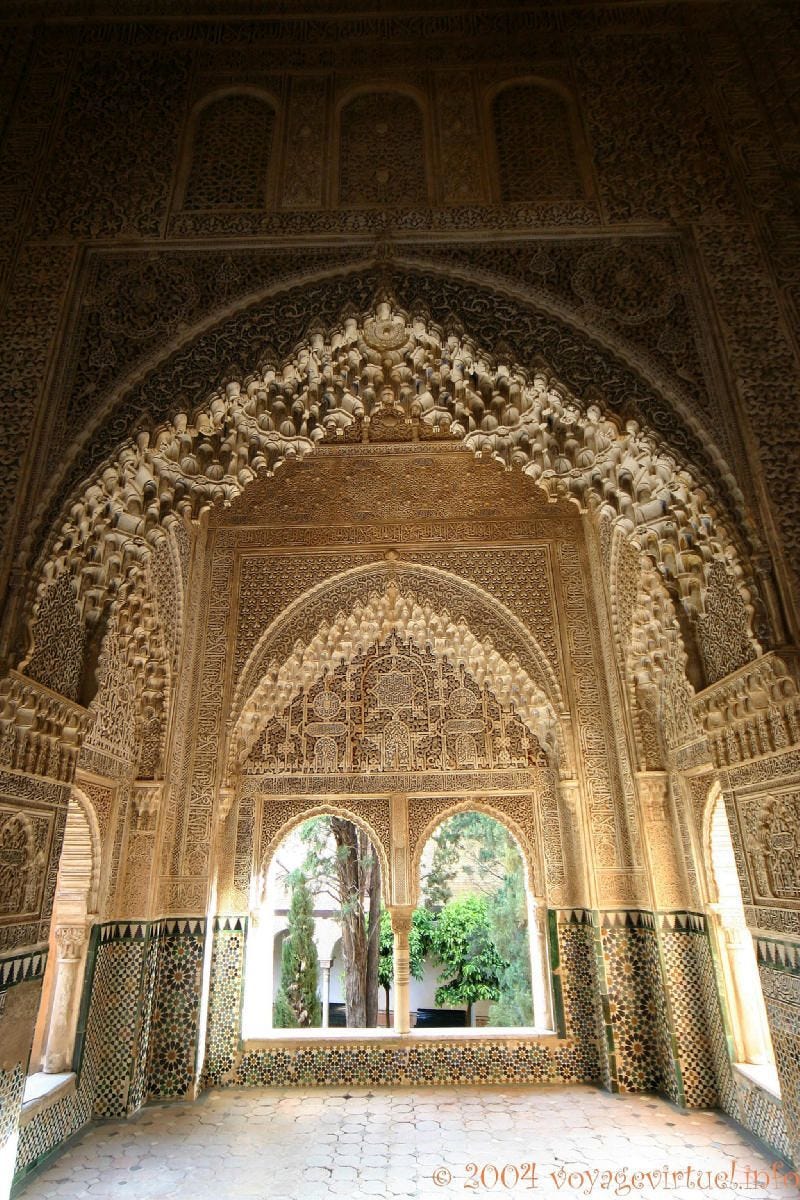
xmin=17 ymin=1085 xmax=797 ymax=1199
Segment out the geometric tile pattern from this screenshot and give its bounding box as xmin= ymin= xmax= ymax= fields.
xmin=126 ymin=933 xmax=159 ymax=1114
xmin=14 ymin=1082 xmax=90 ymax=1179
xmin=84 ymin=939 xmax=145 ymax=1118
xmin=0 ymin=949 xmax=47 ymax=989
xmin=599 ymin=917 xmax=670 ymax=1095
xmin=201 ymin=917 xmax=245 ymax=1087
xmin=234 ymin=1039 xmax=595 ymax=1089
xmin=659 ymin=918 xmax=719 ymax=1109
xmin=760 ymin=959 xmax=800 ymax=1166
xmin=0 ymin=1063 xmax=25 ymax=1150
xmin=693 ymin=925 xmax=791 ymax=1163
xmin=736 ymin=1066 xmax=793 ymax=1165
xmin=553 ymin=913 xmax=604 ymax=1081
xmin=201 ymin=910 xmax=607 ymax=1092
xmin=146 ymin=922 xmax=205 ymax=1100
xmin=11 ymin=910 xmax=797 ymax=1183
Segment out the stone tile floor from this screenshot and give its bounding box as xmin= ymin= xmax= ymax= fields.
xmin=18 ymin=1085 xmax=799 ymax=1200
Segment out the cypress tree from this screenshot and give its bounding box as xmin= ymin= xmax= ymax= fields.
xmin=273 ymin=871 xmax=322 ymax=1028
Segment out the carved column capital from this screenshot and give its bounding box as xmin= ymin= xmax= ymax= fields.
xmin=132 ymin=779 xmax=163 ymax=830
xmin=388 ymin=904 xmax=414 ymax=938
xmin=54 ymin=923 xmax=88 ymax=961
xmin=218 ymin=786 xmax=236 ymax=821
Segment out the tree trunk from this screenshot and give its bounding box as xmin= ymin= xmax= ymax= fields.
xmin=365 ymin=847 xmax=381 ymax=1028
xmin=331 ymin=817 xmax=368 ymax=1027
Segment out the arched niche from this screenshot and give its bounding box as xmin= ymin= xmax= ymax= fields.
xmin=243 ymin=803 xmax=388 ymax=1038
xmin=178 ymin=88 xmax=278 ymax=212
xmin=410 ymin=797 xmax=543 ymax=907
xmin=256 ymin=803 xmax=391 ymax=910
xmin=228 ymin=565 xmax=564 ymax=785
xmin=335 ymin=87 xmax=430 ymax=208
xmin=487 ymin=76 xmax=592 ymax=204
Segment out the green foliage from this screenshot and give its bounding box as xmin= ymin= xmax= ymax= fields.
xmin=378 ymin=907 xmax=435 ymax=989
xmin=422 ymin=824 xmax=460 ymax=909
xmin=273 ymin=871 xmax=322 ymax=1028
xmin=421 ymin=811 xmax=514 ymax=908
xmin=431 ymin=894 xmax=506 ymax=1016
xmin=487 ymin=840 xmax=534 ymax=1026
xmin=420 ymin=812 xmax=535 ymax=1026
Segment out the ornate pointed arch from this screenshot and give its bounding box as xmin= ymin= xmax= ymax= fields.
xmin=256 ymin=802 xmax=390 ymax=910
xmin=16 ymin=267 xmax=769 ymax=697
xmin=66 ymin=786 xmax=102 ymax=915
xmin=227 ymin=563 xmax=565 ymax=782
xmin=409 ymin=797 xmax=544 ymax=904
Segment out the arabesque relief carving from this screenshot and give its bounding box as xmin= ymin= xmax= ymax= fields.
xmin=231 ymin=576 xmax=561 ymax=783
xmin=740 ymin=791 xmax=800 ymax=907
xmin=694 ymin=651 xmax=800 ymax=770
xmin=242 ymin=631 xmax=544 ymax=781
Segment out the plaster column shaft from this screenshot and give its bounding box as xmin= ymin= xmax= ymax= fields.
xmin=528 ymin=897 xmax=552 ymax=1030
xmin=722 ymin=923 xmax=773 ymax=1065
xmin=390 ymin=907 xmax=413 ymax=1035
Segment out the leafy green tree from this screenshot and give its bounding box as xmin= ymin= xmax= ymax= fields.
xmin=431 ymin=894 xmax=507 ymax=1025
xmin=273 ymin=871 xmax=322 ymax=1028
xmin=487 ymin=840 xmax=534 ymax=1026
xmin=421 ymin=811 xmax=536 ymax=1027
xmin=377 ymin=907 xmax=435 ymax=1025
xmin=422 ymin=812 xmax=513 ymax=908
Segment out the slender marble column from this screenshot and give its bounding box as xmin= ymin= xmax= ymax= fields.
xmin=319 ymin=958 xmax=331 ymax=1029
xmin=389 ymin=906 xmax=413 ymax=1034
xmin=43 ymin=925 xmax=88 ymax=1073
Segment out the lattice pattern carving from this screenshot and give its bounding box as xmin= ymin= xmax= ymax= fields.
xmin=183 ymin=93 xmax=276 ymax=212
xmin=244 ymin=633 xmax=541 ymax=783
xmin=493 ymin=82 xmax=583 ymax=203
xmin=696 ymin=560 xmax=759 ymax=685
xmin=232 ymin=578 xmax=559 ymax=779
xmin=740 ymin=791 xmax=800 ymax=904
xmin=24 ymin=575 xmax=85 ymax=702
xmin=339 ymin=92 xmax=428 ymax=207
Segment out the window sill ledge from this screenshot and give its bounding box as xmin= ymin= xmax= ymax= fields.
xmin=243 ymin=1027 xmax=561 ymax=1047
xmin=20 ymin=1072 xmax=76 ymax=1124
xmin=733 ymin=1062 xmax=782 ymax=1101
